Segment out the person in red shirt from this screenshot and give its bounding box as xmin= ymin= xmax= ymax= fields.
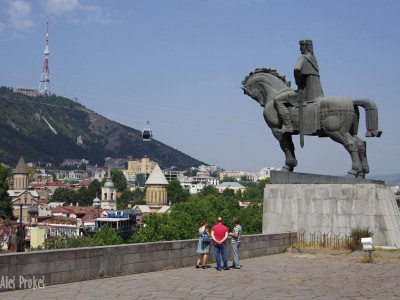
xmin=211 ymin=216 xmax=229 ymax=271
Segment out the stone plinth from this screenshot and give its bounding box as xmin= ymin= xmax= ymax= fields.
xmin=263 ymin=173 xmax=400 ymax=246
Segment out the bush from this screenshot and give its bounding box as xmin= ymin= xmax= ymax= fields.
xmin=347 ymin=227 xmax=374 ymax=251
xmin=31 ymin=225 xmax=123 ymax=251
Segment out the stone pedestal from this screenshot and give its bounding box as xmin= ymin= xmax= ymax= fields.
xmin=263 ymin=172 xmax=400 ymax=247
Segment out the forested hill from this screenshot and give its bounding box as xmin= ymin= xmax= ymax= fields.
xmin=0 ymin=87 xmax=205 ymax=169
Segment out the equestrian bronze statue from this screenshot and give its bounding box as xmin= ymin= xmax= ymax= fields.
xmin=241 ymin=67 xmax=382 ymax=178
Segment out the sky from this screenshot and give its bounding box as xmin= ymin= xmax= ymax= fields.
xmin=0 ymin=0 xmax=399 ymax=178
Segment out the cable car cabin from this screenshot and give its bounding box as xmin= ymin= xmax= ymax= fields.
xmin=142 ymin=128 xmax=152 ymax=141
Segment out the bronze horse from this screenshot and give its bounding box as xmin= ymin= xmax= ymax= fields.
xmin=241 ymin=68 xmax=382 ymax=178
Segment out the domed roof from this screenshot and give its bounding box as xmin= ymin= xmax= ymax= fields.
xmin=14 ymin=156 xmax=29 ymax=174
xmin=92 ymin=197 xmax=101 ymax=206
xmin=103 ymin=167 xmax=115 ymax=188
xmin=145 ymin=164 xmax=168 ymax=186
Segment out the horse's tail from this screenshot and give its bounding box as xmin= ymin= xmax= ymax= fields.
xmin=353 ymin=99 xmax=382 ymax=137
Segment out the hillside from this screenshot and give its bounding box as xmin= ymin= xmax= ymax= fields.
xmin=368 ymin=174 xmax=400 ymax=186
xmin=0 ymin=87 xmax=205 ymax=169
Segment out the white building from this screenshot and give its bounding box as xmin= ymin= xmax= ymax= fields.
xmin=101 ymin=168 xmax=117 ymax=210
xmin=216 ymin=182 xmax=246 ymax=194
xmin=256 ymin=167 xmax=279 ymax=180
xmin=180 ymin=176 xmax=219 ymax=194
xmin=57 ymin=169 xmax=88 ymax=180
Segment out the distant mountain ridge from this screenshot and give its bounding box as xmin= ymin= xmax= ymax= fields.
xmin=368 ymin=174 xmax=400 ymax=186
xmin=0 ymin=87 xmax=205 ymax=169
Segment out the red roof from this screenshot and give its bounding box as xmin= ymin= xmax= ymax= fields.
xmin=51 ymin=205 xmax=103 ymax=218
xmin=79 ymin=179 xmax=91 ymax=187
xmin=46 ymin=182 xmax=70 ymax=187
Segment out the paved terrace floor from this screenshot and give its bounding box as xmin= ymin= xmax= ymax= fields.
xmin=2 ymin=250 xmax=400 ymax=300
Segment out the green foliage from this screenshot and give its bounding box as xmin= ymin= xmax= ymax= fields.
xmin=88 ymin=179 xmax=101 ymax=198
xmin=131 ymin=188 xmax=145 ymax=204
xmin=184 ymin=168 xmax=198 ymax=177
xmin=77 ymin=186 xmax=93 ymax=206
xmin=237 ymin=203 xmax=263 ymax=234
xmin=347 ymin=227 xmax=374 ymax=251
xmin=117 ymin=188 xmax=145 ymax=209
xmin=222 ymin=188 xmax=235 ymax=199
xmin=92 ymin=225 xmax=123 ymax=245
xmin=101 ymin=169 xmax=128 ymax=192
xmin=130 ymin=214 xmax=170 ymax=243
xmin=131 ymin=193 xmax=262 ymax=243
xmin=33 ymin=225 xmax=123 ymax=250
xmin=220 ymin=177 xmax=237 ymax=183
xmin=28 ymin=169 xmax=37 ymax=183
xmin=111 ymin=169 xmax=127 ymax=192
xmin=167 ymin=179 xmax=190 ymax=204
xmin=243 ymin=183 xmax=262 ymax=201
xmin=49 ymin=187 xmax=78 ymax=204
xmin=199 ymin=185 xmax=218 ymax=197
xmin=241 ymin=179 xmax=270 ymax=202
xmin=0 ymin=165 xmax=14 ymax=219
xmin=50 ymin=179 xmax=103 ymax=206
xmin=117 ymin=190 xmax=133 ymax=209
xmin=38 ymin=235 xmax=96 ymax=250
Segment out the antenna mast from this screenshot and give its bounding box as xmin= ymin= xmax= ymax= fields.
xmin=39 ymin=21 xmax=50 ymax=96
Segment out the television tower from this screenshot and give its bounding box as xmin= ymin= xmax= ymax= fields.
xmin=39 ymin=21 xmax=50 ymax=95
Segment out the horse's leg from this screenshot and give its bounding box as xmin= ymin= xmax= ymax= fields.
xmin=324 ymin=130 xmax=361 ymax=177
xmin=272 ymin=130 xmax=298 ymax=171
xmin=353 ymin=135 xmax=369 ymax=177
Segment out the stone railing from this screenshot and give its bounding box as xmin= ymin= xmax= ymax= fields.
xmin=0 ymin=233 xmax=294 ymax=290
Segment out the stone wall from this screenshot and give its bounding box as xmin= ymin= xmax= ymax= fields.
xmin=0 ymin=233 xmax=293 ymax=289
xmin=263 ymin=183 xmax=400 ymax=246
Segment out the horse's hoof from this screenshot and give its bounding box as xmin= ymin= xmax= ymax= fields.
xmin=346 ymin=171 xmax=357 ymax=178
xmin=276 ymin=126 xmax=294 ymax=134
xmin=281 ymin=166 xmax=293 ymax=172
xmin=365 ymin=130 xmax=382 ymax=138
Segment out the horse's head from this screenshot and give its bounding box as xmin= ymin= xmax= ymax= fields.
xmin=241 ymin=68 xmax=291 ymax=107
xmin=241 ymin=85 xmax=266 ymax=106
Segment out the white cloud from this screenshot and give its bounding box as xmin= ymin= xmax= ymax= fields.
xmin=43 ymin=0 xmax=112 ymax=24
xmin=72 ymin=4 xmax=112 ymax=24
xmin=44 ymin=0 xmax=79 ymax=14
xmin=5 ymin=0 xmax=34 ymax=32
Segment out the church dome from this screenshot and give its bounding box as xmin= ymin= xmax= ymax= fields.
xmin=145 ymin=164 xmax=169 ymax=186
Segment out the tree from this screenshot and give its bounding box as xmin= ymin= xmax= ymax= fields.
xmin=129 ymin=193 xmax=262 ymax=243
xmin=117 ymin=190 xmax=133 ymax=209
xmin=220 ymin=177 xmax=237 ymax=183
xmin=0 ymin=165 xmax=14 ymax=220
xmin=101 ymin=169 xmax=127 ymax=192
xmin=241 ymin=179 xmax=270 ymax=202
xmin=33 ymin=225 xmax=123 ymax=250
xmin=131 ymin=188 xmax=145 ymax=205
xmin=184 ymin=168 xmax=198 ymax=177
xmin=111 ymin=169 xmax=128 ymax=192
xmin=92 ymin=225 xmax=123 ymax=246
xmin=130 ymin=214 xmax=170 ymax=243
xmin=240 ymin=175 xmax=248 ymax=182
xmin=76 ymin=186 xmax=93 ymax=206
xmin=222 ymin=188 xmax=235 ymax=198
xmin=243 ymin=183 xmax=262 ymax=201
xmin=167 ymin=179 xmax=189 ymax=204
xmin=28 ymin=169 xmax=37 ymax=183
xmin=88 ymin=179 xmax=101 ymax=199
xmin=238 ymin=203 xmax=263 ymax=234
xmin=199 ymin=185 xmax=218 ymax=197
xmin=50 ymin=187 xmax=78 ymax=204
